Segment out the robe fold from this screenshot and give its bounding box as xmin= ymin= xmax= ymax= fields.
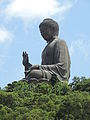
xmin=40 ymin=38 xmax=71 ymax=81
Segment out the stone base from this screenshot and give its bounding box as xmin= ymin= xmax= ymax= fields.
xmin=28 ymin=78 xmax=50 ymax=83
xmin=21 ymin=78 xmax=50 ymax=84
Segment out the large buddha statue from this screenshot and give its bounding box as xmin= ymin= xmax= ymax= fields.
xmin=22 ymin=18 xmax=71 ymax=82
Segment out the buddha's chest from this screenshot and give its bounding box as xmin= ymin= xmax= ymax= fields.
xmin=42 ymin=41 xmax=56 ymax=64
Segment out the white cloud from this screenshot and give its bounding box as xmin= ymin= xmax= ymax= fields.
xmin=69 ymin=39 xmax=90 ymax=60
xmin=4 ymin=0 xmax=76 ymax=23
xmin=0 ymin=27 xmax=13 ymax=43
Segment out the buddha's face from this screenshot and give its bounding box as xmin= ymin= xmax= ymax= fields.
xmin=40 ymin=26 xmax=54 ymax=42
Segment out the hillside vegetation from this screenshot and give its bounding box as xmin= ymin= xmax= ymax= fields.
xmin=0 ymin=77 xmax=90 ymax=120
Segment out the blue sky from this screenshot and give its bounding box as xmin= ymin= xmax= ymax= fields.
xmin=0 ymin=0 xmax=90 ymax=88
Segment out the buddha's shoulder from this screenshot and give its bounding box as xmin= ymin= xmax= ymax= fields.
xmin=55 ymin=39 xmax=66 ymax=45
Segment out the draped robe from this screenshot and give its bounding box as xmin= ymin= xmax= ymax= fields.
xmin=39 ymin=37 xmax=71 ymax=81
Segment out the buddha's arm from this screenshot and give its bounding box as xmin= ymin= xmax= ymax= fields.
xmin=30 ymin=40 xmax=69 ymax=72
xmin=39 ymin=40 xmax=68 ymax=71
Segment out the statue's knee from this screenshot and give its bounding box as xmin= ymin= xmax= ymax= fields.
xmin=45 ymin=71 xmax=52 ymax=79
xmin=28 ymin=70 xmax=52 ymax=80
xmin=29 ymin=70 xmax=42 ymax=79
xmin=29 ymin=70 xmax=35 ymax=77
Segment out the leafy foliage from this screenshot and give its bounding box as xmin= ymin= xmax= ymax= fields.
xmin=69 ymin=76 xmax=90 ymax=92
xmin=0 ymin=77 xmax=90 ymax=120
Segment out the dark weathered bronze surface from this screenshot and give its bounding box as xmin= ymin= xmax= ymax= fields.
xmin=22 ymin=18 xmax=71 ymax=82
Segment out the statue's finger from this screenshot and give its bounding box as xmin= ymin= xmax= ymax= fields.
xmin=25 ymin=51 xmax=27 ymax=54
xmin=25 ymin=51 xmax=27 ymax=53
xmin=22 ymin=51 xmax=25 ymax=56
xmin=26 ymin=52 xmax=28 ymax=56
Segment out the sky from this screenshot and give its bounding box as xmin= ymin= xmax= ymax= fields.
xmin=0 ymin=0 xmax=90 ymax=88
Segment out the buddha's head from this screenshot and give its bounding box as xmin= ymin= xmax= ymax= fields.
xmin=39 ymin=18 xmax=59 ymax=42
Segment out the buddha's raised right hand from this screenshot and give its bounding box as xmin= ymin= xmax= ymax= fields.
xmin=22 ymin=51 xmax=29 ymax=66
